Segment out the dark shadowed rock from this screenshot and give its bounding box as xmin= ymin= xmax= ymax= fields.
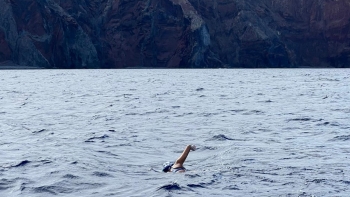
xmin=0 ymin=0 xmax=349 ymax=68
xmin=0 ymin=29 xmax=11 ymax=62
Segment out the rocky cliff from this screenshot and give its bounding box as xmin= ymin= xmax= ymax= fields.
xmin=0 ymin=0 xmax=349 ymax=68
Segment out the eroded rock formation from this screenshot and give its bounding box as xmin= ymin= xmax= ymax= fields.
xmin=0 ymin=0 xmax=349 ymax=68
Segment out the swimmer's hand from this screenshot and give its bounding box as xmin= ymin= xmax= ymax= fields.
xmin=190 ymin=145 xmax=196 ymax=151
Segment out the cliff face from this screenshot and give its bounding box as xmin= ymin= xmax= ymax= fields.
xmin=0 ymin=0 xmax=349 ymax=68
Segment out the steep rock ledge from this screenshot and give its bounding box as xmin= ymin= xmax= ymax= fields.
xmin=0 ymin=0 xmax=349 ymax=68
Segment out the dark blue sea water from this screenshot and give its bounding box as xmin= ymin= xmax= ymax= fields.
xmin=0 ymin=69 xmax=349 ymax=197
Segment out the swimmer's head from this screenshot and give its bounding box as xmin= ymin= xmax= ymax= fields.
xmin=162 ymin=162 xmax=173 ymax=172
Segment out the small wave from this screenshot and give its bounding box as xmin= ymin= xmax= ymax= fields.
xmin=282 ymin=182 xmax=296 ymax=186
xmin=122 ymin=94 xmax=133 ymax=98
xmin=157 ymin=183 xmax=181 ymax=191
xmin=140 ymin=109 xmax=170 ymax=115
xmin=85 ymin=134 xmax=109 ymax=142
xmin=0 ymin=185 xmax=10 ymax=191
xmin=3 ymin=160 xmax=53 ymax=169
xmin=225 ymin=109 xmax=246 ymax=114
xmin=241 ymin=158 xmax=255 ymax=162
xmin=196 ymin=88 xmax=204 ymax=91
xmin=200 ymin=112 xmax=218 ymax=117
xmin=174 ymin=112 xmax=193 ymax=117
xmin=37 ymin=160 xmax=52 ymax=166
xmin=118 ymin=143 xmax=132 ymax=147
xmin=208 ymin=134 xmax=233 ymax=141
xmin=330 ymin=135 xmax=350 ymax=141
xmin=187 ymin=184 xmax=205 ymax=188
xmin=258 ymin=99 xmax=273 ymax=103
xmin=309 ymin=179 xmax=327 ymax=184
xmin=287 ymin=118 xmax=312 ymax=122
xmin=32 ymin=129 xmax=47 ymax=134
xmin=243 ymin=110 xmax=264 ymax=115
xmin=342 ymin=180 xmax=350 ymax=185
xmin=223 ymin=185 xmax=240 ymax=190
xmin=92 ymin=171 xmax=113 ymax=177
xmin=125 ymin=112 xmax=138 ymax=116
xmin=330 ymin=122 xmax=341 ymax=127
xmin=316 ymin=121 xmax=340 ymax=127
xmin=32 ymin=185 xmax=73 ymax=195
xmin=96 ymin=150 xmax=119 ymax=157
xmin=11 ymin=160 xmax=31 ymax=168
xmin=331 ymin=108 xmax=350 ymax=113
xmin=260 ymin=178 xmax=275 ymax=183
xmin=197 ymin=180 xmax=215 ymax=187
xmin=185 ymin=174 xmax=201 ymax=178
xmin=201 ymin=146 xmax=217 ymax=150
xmin=0 ymin=178 xmax=16 ymax=191
xmin=316 ymin=122 xmax=330 ymax=126
xmin=318 ymin=77 xmax=340 ymax=82
xmin=62 ymin=174 xmax=80 ymax=179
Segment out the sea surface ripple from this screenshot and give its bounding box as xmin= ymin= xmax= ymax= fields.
xmin=0 ymin=69 xmax=349 ymax=197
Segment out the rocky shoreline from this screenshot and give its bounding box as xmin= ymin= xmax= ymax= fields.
xmin=0 ymin=61 xmax=43 ymax=69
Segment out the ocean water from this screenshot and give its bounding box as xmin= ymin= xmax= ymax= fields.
xmin=0 ymin=69 xmax=349 ymax=197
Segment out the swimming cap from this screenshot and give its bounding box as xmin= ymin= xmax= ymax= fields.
xmin=162 ymin=162 xmax=174 ymax=172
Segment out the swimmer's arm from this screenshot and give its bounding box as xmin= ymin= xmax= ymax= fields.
xmin=173 ymin=145 xmax=193 ymax=167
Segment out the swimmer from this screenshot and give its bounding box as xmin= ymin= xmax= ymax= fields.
xmin=163 ymin=145 xmax=196 ymax=173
